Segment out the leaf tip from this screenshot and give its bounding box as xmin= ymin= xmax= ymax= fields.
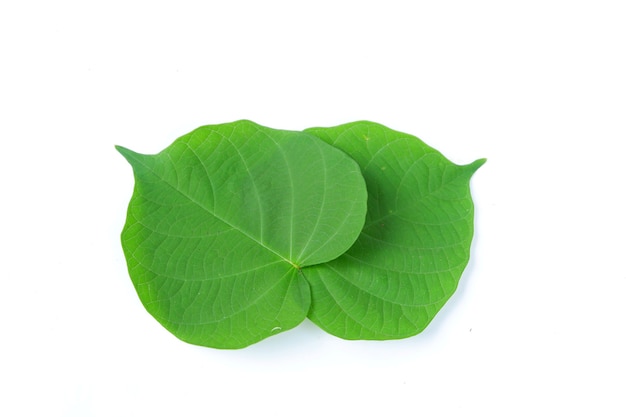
xmin=467 ymin=158 xmax=487 ymax=173
xmin=115 ymin=145 xmax=142 ymax=164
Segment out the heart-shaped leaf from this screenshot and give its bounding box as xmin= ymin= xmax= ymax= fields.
xmin=118 ymin=120 xmax=484 ymax=348
xmin=302 ymin=122 xmax=485 ymax=340
xmin=117 ymin=120 xmax=367 ymax=348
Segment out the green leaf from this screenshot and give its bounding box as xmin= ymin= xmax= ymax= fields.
xmin=118 ymin=120 xmax=484 ymax=348
xmin=117 ymin=120 xmax=367 ymax=348
xmin=302 ymin=121 xmax=485 ymax=340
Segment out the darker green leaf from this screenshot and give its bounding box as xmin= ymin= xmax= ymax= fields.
xmin=303 ymin=121 xmax=484 ymax=340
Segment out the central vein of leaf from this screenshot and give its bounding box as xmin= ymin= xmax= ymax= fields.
xmin=134 ymin=154 xmax=299 ymax=269
xmin=182 ymin=195 xmax=297 ymax=267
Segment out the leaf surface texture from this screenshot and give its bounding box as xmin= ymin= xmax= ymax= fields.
xmin=118 ymin=120 xmax=483 ymax=348
xmin=118 ymin=120 xmax=367 ymax=348
xmin=303 ymin=122 xmax=485 ymax=340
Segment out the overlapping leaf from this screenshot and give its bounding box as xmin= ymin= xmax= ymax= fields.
xmin=303 ymin=122 xmax=485 ymax=340
xmin=117 ymin=120 xmax=367 ymax=348
xmin=118 ymin=120 xmax=484 ymax=348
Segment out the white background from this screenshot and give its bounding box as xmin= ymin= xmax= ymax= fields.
xmin=2 ymin=1 xmax=625 ymax=415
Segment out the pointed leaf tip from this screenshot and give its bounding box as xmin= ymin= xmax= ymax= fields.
xmin=115 ymin=145 xmax=143 ymax=164
xmin=467 ymin=158 xmax=487 ymax=174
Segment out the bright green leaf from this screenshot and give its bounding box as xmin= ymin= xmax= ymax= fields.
xmin=302 ymin=121 xmax=485 ymax=340
xmin=118 ymin=120 xmax=484 ymax=348
xmin=117 ymin=120 xmax=367 ymax=348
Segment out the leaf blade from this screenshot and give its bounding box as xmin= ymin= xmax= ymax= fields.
xmin=303 ymin=121 xmax=484 ymax=340
xmin=118 ymin=120 xmax=367 ymax=348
